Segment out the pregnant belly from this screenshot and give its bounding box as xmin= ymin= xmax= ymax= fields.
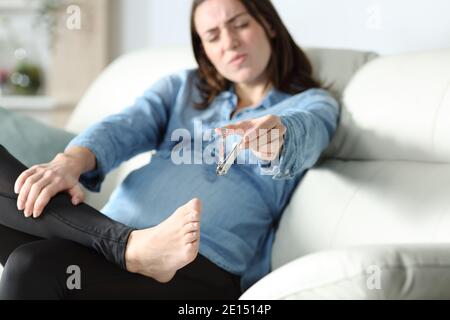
xmin=102 ymin=153 xmax=273 ymax=230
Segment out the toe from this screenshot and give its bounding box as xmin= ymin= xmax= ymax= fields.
xmin=185 ymin=241 xmax=199 ymax=262
xmin=184 ymin=221 xmax=199 ymax=233
xmin=189 ymin=198 xmax=202 ymax=213
xmin=185 ymin=210 xmax=201 ymax=223
xmin=185 ymin=231 xmax=197 ymax=244
xmin=184 ymin=198 xmax=202 ymax=217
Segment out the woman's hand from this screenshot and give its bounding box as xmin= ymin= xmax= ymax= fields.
xmin=14 ymin=147 xmax=95 ymax=218
xmin=216 ymin=114 xmax=287 ymax=161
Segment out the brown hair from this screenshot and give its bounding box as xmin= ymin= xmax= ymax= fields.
xmin=190 ymin=0 xmax=322 ymax=109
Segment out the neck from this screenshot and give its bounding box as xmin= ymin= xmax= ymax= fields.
xmin=235 ymin=79 xmax=272 ymax=109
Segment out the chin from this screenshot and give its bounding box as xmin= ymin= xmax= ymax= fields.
xmin=225 ymin=68 xmax=261 ymax=85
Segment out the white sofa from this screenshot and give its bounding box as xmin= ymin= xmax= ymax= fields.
xmin=61 ymin=46 xmax=450 ymax=299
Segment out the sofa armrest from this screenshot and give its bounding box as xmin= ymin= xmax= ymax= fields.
xmin=0 ymin=107 xmax=75 ymax=167
xmin=240 ymin=244 xmax=450 ymax=300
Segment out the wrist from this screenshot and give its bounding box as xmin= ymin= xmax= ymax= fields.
xmin=61 ymin=146 xmax=96 ymax=176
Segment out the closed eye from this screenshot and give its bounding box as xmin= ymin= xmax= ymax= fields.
xmin=206 ymin=36 xmax=219 ymax=43
xmin=234 ymin=22 xmax=249 ymax=29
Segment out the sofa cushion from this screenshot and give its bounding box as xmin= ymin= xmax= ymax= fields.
xmin=305 ymin=48 xmax=378 ymax=101
xmin=270 ymin=48 xmax=450 ymax=298
xmin=0 ymin=107 xmax=76 ymax=167
xmin=241 ymin=244 xmax=450 ymax=299
xmin=272 ymin=159 xmax=450 ymax=269
xmin=326 ymin=48 xmax=450 ymax=162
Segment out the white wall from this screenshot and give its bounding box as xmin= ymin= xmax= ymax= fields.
xmin=272 ymin=0 xmax=450 ymax=55
xmin=110 ymin=0 xmax=450 ymax=59
xmin=0 ymin=9 xmax=50 ymax=71
xmin=109 ymin=0 xmax=150 ymax=60
xmin=0 ymin=5 xmax=51 ymax=96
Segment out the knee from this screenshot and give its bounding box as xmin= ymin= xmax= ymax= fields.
xmin=0 ymin=146 xmax=26 ymax=193
xmin=0 ymin=240 xmax=67 ymax=299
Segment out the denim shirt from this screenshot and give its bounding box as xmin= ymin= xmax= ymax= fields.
xmin=67 ymin=69 xmax=339 ymax=291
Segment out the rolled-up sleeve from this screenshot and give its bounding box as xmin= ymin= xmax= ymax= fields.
xmin=261 ymin=89 xmax=339 ymax=180
xmin=66 ymin=74 xmax=183 ymax=192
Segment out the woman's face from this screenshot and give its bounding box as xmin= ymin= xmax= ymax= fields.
xmin=194 ymin=0 xmax=273 ymax=86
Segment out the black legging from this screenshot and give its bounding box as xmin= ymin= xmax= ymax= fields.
xmin=0 ymin=145 xmax=241 ymax=300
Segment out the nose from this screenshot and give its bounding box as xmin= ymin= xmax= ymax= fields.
xmin=222 ymin=26 xmax=239 ymax=51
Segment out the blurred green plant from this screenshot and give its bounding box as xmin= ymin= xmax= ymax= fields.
xmin=32 ymin=0 xmax=65 ymax=49
xmin=9 ymin=62 xmax=42 ymax=95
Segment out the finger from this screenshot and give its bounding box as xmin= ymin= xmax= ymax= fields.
xmin=68 ymin=184 xmax=85 ymax=205
xmin=258 ymin=115 xmax=280 ymax=129
xmin=244 ymin=120 xmax=286 ymax=148
xmin=14 ymin=166 xmax=38 ymax=194
xmin=214 ymin=131 xmax=226 ymax=162
xmin=17 ymin=173 xmax=43 ymax=212
xmin=251 ymin=149 xmax=280 ymax=161
xmin=24 ymin=177 xmax=52 ymax=217
xmin=241 ymin=116 xmax=280 ymax=143
xmin=256 ymin=131 xmax=284 ymax=148
xmin=220 ymin=115 xmax=279 ymax=136
xmin=253 ymin=140 xmax=283 ymax=154
xmin=241 ymin=125 xmax=278 ymax=149
xmin=216 ymin=121 xmax=254 ymax=136
xmin=244 ymin=115 xmax=279 ymax=139
xmin=249 ymin=137 xmax=285 ymax=160
xmin=220 ymin=141 xmax=225 ymax=160
xmin=33 ymin=185 xmax=60 ymax=218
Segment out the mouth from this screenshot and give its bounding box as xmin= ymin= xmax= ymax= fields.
xmin=229 ymin=54 xmax=247 ymax=65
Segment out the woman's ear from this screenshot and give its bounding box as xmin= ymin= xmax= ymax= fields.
xmin=260 ymin=17 xmax=276 ymax=39
xmin=269 ymin=28 xmax=276 ymax=38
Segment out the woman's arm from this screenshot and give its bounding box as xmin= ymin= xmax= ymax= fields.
xmin=67 ymin=73 xmax=184 ymax=192
xmin=218 ymin=88 xmax=339 ymax=180
xmin=272 ymin=89 xmax=339 ymax=179
xmin=64 ymin=145 xmax=97 ymax=174
xmin=15 ymin=72 xmax=185 ymax=218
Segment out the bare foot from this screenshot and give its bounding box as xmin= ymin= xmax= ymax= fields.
xmin=125 ymin=198 xmax=202 ymax=283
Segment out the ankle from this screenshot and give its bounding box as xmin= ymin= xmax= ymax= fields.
xmin=125 ymin=230 xmax=140 ymax=273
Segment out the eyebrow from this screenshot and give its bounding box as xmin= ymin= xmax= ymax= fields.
xmin=202 ymin=12 xmax=250 ymax=36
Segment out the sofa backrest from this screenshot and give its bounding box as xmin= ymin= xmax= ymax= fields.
xmin=66 ymin=47 xmax=196 ymax=134
xmin=272 ymin=48 xmax=450 ymax=269
xmin=327 ymin=48 xmax=450 ymax=162
xmin=66 ymin=46 xmax=377 ymax=133
xmin=66 ymin=46 xmax=377 ymax=210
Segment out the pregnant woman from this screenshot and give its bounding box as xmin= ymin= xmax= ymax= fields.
xmin=0 ymin=0 xmax=338 ymax=299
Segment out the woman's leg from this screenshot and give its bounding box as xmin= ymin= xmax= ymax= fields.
xmin=0 ymin=144 xmax=203 ymax=282
xmin=0 ymin=144 xmax=134 ymax=270
xmin=0 ymin=239 xmax=241 ymax=300
xmin=0 ymin=224 xmax=42 ymax=266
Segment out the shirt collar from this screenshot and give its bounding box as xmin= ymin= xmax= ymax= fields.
xmin=217 ymin=84 xmax=287 ymax=110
